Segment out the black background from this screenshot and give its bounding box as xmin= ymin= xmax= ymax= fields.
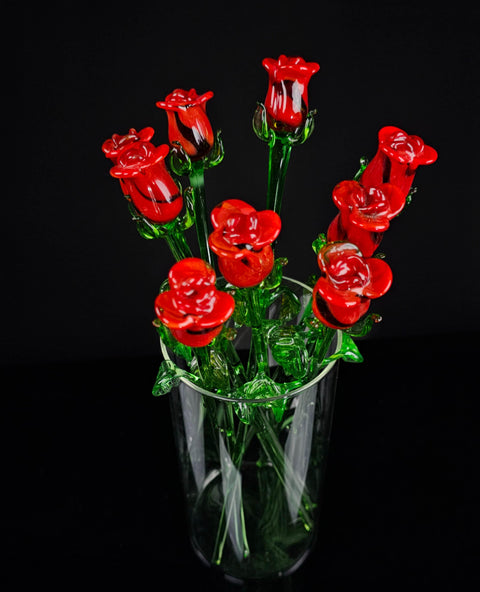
xmin=8 ymin=0 xmax=479 ymax=588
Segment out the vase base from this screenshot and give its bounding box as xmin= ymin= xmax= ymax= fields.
xmin=190 ymin=535 xmax=312 ymax=584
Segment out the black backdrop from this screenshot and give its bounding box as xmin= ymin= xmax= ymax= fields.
xmin=13 ymin=0 xmax=480 ymax=364
xmin=9 ymin=1 xmax=480 ymax=588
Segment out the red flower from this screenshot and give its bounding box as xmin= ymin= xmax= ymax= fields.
xmin=262 ymin=55 xmax=320 ymax=134
xmin=102 ymin=127 xmax=155 ymax=163
xmin=156 ymin=88 xmax=215 ymax=160
xmin=327 ymin=180 xmax=406 ymax=256
xmin=109 ymin=142 xmax=183 ymax=224
xmin=312 ymin=242 xmax=392 ymax=329
xmin=154 ymin=258 xmax=235 ymax=347
xmin=208 ymin=199 xmax=281 ymax=288
xmin=360 ymin=126 xmax=437 ymax=198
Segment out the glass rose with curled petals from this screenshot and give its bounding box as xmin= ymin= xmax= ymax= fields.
xmin=156 ymin=88 xmax=215 ymax=161
xmin=102 ymin=127 xmax=155 ymax=163
xmin=327 ymin=180 xmax=406 ymax=256
xmin=312 ymin=242 xmax=393 ymax=329
xmin=154 ymin=258 xmax=235 ymax=347
xmin=109 ymin=142 xmax=183 ymax=224
xmin=360 ymin=126 xmax=438 ymax=198
xmin=262 ymin=55 xmax=320 ymax=134
xmin=208 ymin=199 xmax=281 ymax=288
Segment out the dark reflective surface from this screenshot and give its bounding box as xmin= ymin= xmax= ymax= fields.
xmin=4 ymin=334 xmax=477 ymax=588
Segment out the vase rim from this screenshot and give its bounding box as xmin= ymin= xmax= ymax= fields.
xmin=159 ymin=276 xmax=343 ymax=403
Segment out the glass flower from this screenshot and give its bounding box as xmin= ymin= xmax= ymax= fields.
xmin=156 ymin=88 xmax=215 ymax=161
xmin=312 ymin=241 xmax=393 ymax=329
xmin=154 ymin=258 xmax=235 ymax=347
xmin=262 ymin=55 xmax=320 ymax=134
xmin=327 ymin=180 xmax=405 ymax=256
xmin=102 ymin=127 xmax=155 ymax=163
xmin=208 ymin=199 xmax=281 ymax=288
xmin=360 ymin=126 xmax=438 ymax=198
xmin=109 ymin=142 xmax=183 ymax=224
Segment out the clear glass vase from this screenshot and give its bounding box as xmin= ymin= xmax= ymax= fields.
xmin=161 ymin=278 xmax=341 ymax=582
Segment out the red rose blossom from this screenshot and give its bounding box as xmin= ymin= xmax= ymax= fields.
xmin=208 ymin=199 xmax=281 ymax=288
xmin=327 ymin=180 xmax=405 ymax=256
xmin=109 ymin=142 xmax=183 ymax=224
xmin=102 ymin=127 xmax=155 ymax=163
xmin=312 ymin=241 xmax=393 ymax=329
xmin=360 ymin=126 xmax=437 ymax=198
xmin=262 ymin=55 xmax=320 ymax=134
xmin=156 ymin=88 xmax=215 ymax=160
xmin=154 ymin=258 xmax=235 ymax=347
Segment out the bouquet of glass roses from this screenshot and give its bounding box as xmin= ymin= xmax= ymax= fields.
xmin=102 ymin=55 xmax=437 ymax=581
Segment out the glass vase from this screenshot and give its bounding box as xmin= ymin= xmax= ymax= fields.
xmin=161 ymin=278 xmax=341 ymax=582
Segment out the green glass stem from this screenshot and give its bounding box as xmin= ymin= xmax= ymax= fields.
xmin=353 ymin=157 xmax=368 ymax=181
xmin=211 ymin=421 xmax=254 ymax=565
xmin=217 ymin=336 xmax=248 ymax=389
xmin=266 ymin=137 xmax=293 ymax=216
xmin=164 ymin=227 xmax=193 ymax=262
xmin=193 ymin=346 xmax=213 ymax=389
xmin=189 ymin=161 xmax=214 ymax=268
xmin=243 ymin=287 xmax=270 ymax=379
xmin=308 ymin=326 xmax=336 ymax=379
xmin=255 ymin=409 xmax=314 ymax=532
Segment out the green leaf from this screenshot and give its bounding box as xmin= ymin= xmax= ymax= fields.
xmin=204 ymin=129 xmax=225 ymax=168
xmin=268 ymin=325 xmax=308 ymax=379
xmin=261 ymin=257 xmax=287 ymax=290
xmin=169 ymin=141 xmax=192 ymax=176
xmin=252 ymin=102 xmax=275 ymax=144
xmin=312 ymin=233 xmax=327 ymax=255
xmin=276 ymin=287 xmax=301 ymax=322
xmin=345 ymin=313 xmax=382 ymax=338
xmin=321 ymin=332 xmax=364 ymax=366
xmin=152 ymin=360 xmax=199 ymax=396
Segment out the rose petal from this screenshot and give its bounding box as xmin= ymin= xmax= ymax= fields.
xmin=255 ymin=210 xmax=281 ymax=247
xmin=314 ymin=277 xmax=360 ymax=307
xmin=171 ymin=324 xmax=223 ymax=348
xmin=197 ymin=291 xmax=235 ymax=328
xmin=210 ymin=199 xmax=256 ymax=229
xmin=154 ymin=292 xmax=194 ymax=329
xmin=168 ymin=257 xmax=216 ymax=291
xmin=417 ymin=144 xmax=438 ymax=166
xmin=378 ymin=125 xmax=403 ymax=143
xmin=208 ymin=230 xmax=249 ymax=260
xmin=363 ymin=258 xmax=393 ymax=299
xmin=350 ymin=210 xmax=390 ymax=232
xmin=312 ymin=282 xmax=370 ymax=328
xmin=332 ymin=180 xmax=364 ymax=210
xmin=379 ymin=183 xmax=406 ymax=218
xmin=156 ymin=89 xmax=214 ymax=112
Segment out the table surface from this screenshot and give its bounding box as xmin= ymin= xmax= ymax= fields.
xmin=4 ymin=334 xmax=478 ymax=589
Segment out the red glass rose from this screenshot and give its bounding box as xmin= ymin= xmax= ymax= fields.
xmin=156 ymin=88 xmax=215 ymax=161
xmin=327 ymin=180 xmax=405 ymax=256
xmin=360 ymin=126 xmax=438 ymax=198
xmin=312 ymin=242 xmax=393 ymax=329
xmin=262 ymin=55 xmax=320 ymax=134
xmin=109 ymin=142 xmax=183 ymax=224
xmin=154 ymin=258 xmax=235 ymax=347
xmin=208 ymin=199 xmax=281 ymax=288
xmin=102 ymin=127 xmax=155 ymax=163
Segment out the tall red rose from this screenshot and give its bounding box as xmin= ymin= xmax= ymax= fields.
xmin=360 ymin=126 xmax=437 ymax=198
xmin=156 ymin=88 xmax=215 ymax=160
xmin=312 ymin=241 xmax=392 ymax=329
xmin=109 ymin=142 xmax=183 ymax=224
xmin=327 ymin=180 xmax=405 ymax=256
xmin=262 ymin=55 xmax=320 ymax=134
xmin=154 ymin=258 xmax=235 ymax=347
xmin=102 ymin=127 xmax=155 ymax=163
xmin=208 ymin=199 xmax=281 ymax=288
